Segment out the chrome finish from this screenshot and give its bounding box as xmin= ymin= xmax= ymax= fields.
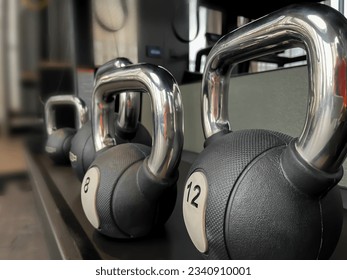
xmin=116 ymin=91 xmax=140 ymax=134
xmin=93 ymin=63 xmax=184 ymax=179
xmin=202 ymin=3 xmax=347 ymax=172
xmin=94 ymin=57 xmax=140 ymax=136
xmin=45 ymin=95 xmax=88 ymax=135
xmin=94 ymin=57 xmax=132 ymax=81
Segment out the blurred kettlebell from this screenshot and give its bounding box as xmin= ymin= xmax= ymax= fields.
xmin=183 ymin=3 xmax=346 ymax=259
xmin=81 ymin=63 xmax=184 ymax=238
xmin=45 ymin=95 xmax=88 ymax=164
xmin=69 ymin=58 xmax=151 ymax=181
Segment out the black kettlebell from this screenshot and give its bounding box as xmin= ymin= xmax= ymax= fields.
xmin=183 ymin=3 xmax=346 ymax=260
xmin=81 ymin=63 xmax=184 ymax=238
xmin=69 ymin=58 xmax=151 ymax=181
xmin=45 ymin=95 xmax=88 ymax=164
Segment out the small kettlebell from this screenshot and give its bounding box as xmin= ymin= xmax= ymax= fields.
xmin=69 ymin=58 xmax=151 ymax=181
xmin=45 ymin=95 xmax=88 ymax=164
xmin=81 ymin=63 xmax=184 ymax=238
xmin=183 ymin=3 xmax=346 ymax=259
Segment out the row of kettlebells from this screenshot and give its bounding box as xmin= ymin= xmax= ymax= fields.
xmin=45 ymin=3 xmax=347 ymax=259
xmin=45 ymin=58 xmax=152 ymax=180
xmin=45 ymin=59 xmax=183 ymax=238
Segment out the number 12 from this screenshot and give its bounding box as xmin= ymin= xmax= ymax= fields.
xmin=186 ymin=182 xmax=201 ymax=208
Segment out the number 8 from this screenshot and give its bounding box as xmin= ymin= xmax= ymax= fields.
xmin=83 ymin=177 xmax=90 ymax=193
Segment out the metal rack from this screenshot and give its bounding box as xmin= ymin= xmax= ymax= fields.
xmin=25 ymin=138 xmax=202 ymax=260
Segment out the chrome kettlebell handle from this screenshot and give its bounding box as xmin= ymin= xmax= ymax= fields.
xmin=202 ymin=3 xmax=347 ymax=172
xmin=92 ymin=63 xmax=184 ymax=179
xmin=45 ymin=95 xmax=88 ymax=135
xmin=94 ymin=57 xmax=140 ymax=137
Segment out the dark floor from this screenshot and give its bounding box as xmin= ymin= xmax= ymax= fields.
xmin=0 ymin=136 xmax=50 ymax=259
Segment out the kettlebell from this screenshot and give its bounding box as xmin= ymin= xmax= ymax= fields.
xmin=45 ymin=95 xmax=88 ymax=164
xmin=69 ymin=58 xmax=151 ymax=181
xmin=183 ymin=3 xmax=347 ymax=260
xmin=81 ymin=63 xmax=184 ymax=238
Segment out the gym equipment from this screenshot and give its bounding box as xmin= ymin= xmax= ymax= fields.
xmin=45 ymin=95 xmax=88 ymax=164
xmin=69 ymin=58 xmax=151 ymax=181
xmin=81 ymin=63 xmax=184 ymax=238
xmin=183 ymin=3 xmax=347 ymax=259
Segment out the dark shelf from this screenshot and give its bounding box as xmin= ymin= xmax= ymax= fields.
xmin=26 ymin=145 xmax=202 ymax=260
xmin=25 ymin=139 xmax=347 ymax=260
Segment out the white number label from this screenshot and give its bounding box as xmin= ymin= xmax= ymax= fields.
xmin=81 ymin=167 xmax=100 ymax=229
xmin=183 ymin=171 xmax=208 ymax=253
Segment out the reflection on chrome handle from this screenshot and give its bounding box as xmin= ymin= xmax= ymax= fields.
xmin=202 ymin=3 xmax=347 ymax=172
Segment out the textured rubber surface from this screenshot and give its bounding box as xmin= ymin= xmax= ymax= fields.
xmin=70 ymin=121 xmax=95 ymax=181
xmin=188 ymin=129 xmax=343 ymax=259
xmin=281 ymin=141 xmax=343 ymax=196
xmin=186 ymin=129 xmax=292 ymax=259
xmin=225 ymin=147 xmax=343 ymax=259
xmin=113 ymin=113 xmax=152 ymax=146
xmin=46 ymin=128 xmax=76 ymax=164
xmin=70 ymin=120 xmax=151 ymax=182
xmin=113 ymin=160 xmax=177 ymax=237
xmin=114 ymin=121 xmax=152 ymax=147
xmin=130 ymin=123 xmax=152 ymax=146
xmin=92 ymin=143 xmax=151 ymax=238
xmin=319 ymin=186 xmax=344 ymax=258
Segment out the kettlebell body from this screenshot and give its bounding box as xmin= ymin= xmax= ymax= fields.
xmin=69 ymin=120 xmax=95 ymax=180
xmin=46 ymin=127 xmax=76 ymax=164
xmin=82 ymin=143 xmax=176 ymax=238
xmin=184 ymin=130 xmax=343 ymax=259
xmin=183 ymin=3 xmax=347 ymax=259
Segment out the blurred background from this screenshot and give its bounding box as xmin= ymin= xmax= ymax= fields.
xmin=3 ymin=0 xmax=346 ymax=141
xmin=0 ymin=0 xmax=346 ymax=259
